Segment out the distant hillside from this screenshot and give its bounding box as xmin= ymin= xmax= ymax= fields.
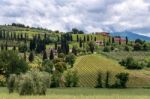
xmin=110 ymin=31 xmax=150 ymax=42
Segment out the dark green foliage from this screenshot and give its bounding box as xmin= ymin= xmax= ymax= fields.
xmin=50 ymin=71 xmax=62 ymax=88
xmin=54 ymin=42 xmax=57 ymax=50
xmin=49 ymin=49 xmax=54 ymax=60
xmin=77 ymin=35 xmax=79 ymax=42
xmin=58 ymin=53 xmax=65 ymax=59
xmin=40 ymin=59 xmax=53 ymax=73
xmin=65 ymin=53 xmax=76 ymax=67
xmin=105 ymin=71 xmax=111 ymax=88
xmin=135 ymin=39 xmax=143 ymax=44
xmin=126 ymin=36 xmax=128 ymax=45
xmin=0 ymin=50 xmax=28 ymax=77
xmin=30 ymin=40 xmax=36 ymax=51
xmin=79 ymin=38 xmax=82 ymax=48
xmin=115 ymin=73 xmax=129 ymax=88
xmin=55 ymin=62 xmax=66 ymax=73
xmin=124 ymin=46 xmax=130 ymax=51
xmin=43 ymin=50 xmax=48 ymax=60
xmin=29 ymin=51 xmax=34 ymax=62
xmin=65 ymin=69 xmax=79 ymax=87
xmin=119 ymin=57 xmax=144 ymax=69
xmin=88 ymin=41 xmax=95 ymax=53
xmin=72 ymin=46 xmax=78 ymax=55
xmin=95 ymin=72 xmax=103 ymax=88
xmin=103 ymin=46 xmax=110 ymax=52
xmin=72 ymin=28 xmax=78 ymax=34
xmin=18 ymin=43 xmax=28 ymax=53
xmin=134 ymin=43 xmax=142 ymax=51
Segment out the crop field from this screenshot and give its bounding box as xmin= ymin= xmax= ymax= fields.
xmin=0 ymin=87 xmax=150 ymax=99
xmin=101 ymin=51 xmax=150 ymax=61
xmin=73 ymin=54 xmax=150 ymax=87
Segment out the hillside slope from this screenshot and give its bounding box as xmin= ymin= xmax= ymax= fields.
xmin=73 ymin=55 xmax=150 ymax=87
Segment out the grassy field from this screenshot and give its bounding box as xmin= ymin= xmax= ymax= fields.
xmin=73 ymin=54 xmax=150 ymax=87
xmin=0 ymin=87 xmax=150 ymax=99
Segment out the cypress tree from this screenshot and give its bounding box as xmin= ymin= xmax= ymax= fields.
xmin=72 ymin=46 xmax=77 ymax=55
xmin=50 ymin=49 xmax=54 ymax=60
xmin=13 ymin=45 xmax=16 ymax=51
xmin=55 ymin=42 xmax=57 ymax=50
xmin=94 ymin=37 xmax=97 ymax=41
xmin=84 ymin=35 xmax=86 ymax=42
xmin=105 ymin=71 xmax=111 ymax=88
xmin=79 ymin=38 xmax=82 ymax=48
xmin=77 ymin=35 xmax=79 ymax=42
xmin=43 ymin=50 xmax=47 ymax=60
xmin=29 ymin=51 xmax=34 ymax=62
xmin=126 ymin=36 xmax=128 ymax=45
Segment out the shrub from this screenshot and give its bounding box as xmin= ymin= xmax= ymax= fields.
xmin=40 ymin=59 xmax=53 ymax=73
xmin=64 ymin=69 xmax=79 ymax=87
xmin=119 ymin=57 xmax=144 ymax=69
xmin=65 ymin=53 xmax=76 ymax=67
xmin=7 ymin=74 xmax=17 ymax=93
xmin=124 ymin=46 xmax=130 ymax=51
xmin=103 ymin=46 xmax=110 ymax=52
xmin=95 ymin=72 xmax=103 ymax=88
xmin=0 ymin=75 xmax=6 ymax=87
xmin=7 ymin=71 xmax=51 ymax=95
xmin=50 ymin=71 xmax=62 ymax=88
xmin=55 ymin=62 xmax=66 ymax=73
xmin=0 ymin=50 xmax=29 ymax=77
xmin=105 ymin=71 xmax=111 ymax=88
xmin=18 ymin=43 xmax=28 ymax=53
xmin=114 ymin=73 xmax=129 ymax=88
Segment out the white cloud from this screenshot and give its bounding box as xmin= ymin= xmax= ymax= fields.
xmin=0 ymin=0 xmax=150 ymax=36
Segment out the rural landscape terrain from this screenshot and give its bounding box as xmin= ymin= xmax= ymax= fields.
xmin=0 ymin=23 xmax=150 ymax=99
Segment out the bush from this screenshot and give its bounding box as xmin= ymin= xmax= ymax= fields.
xmin=55 ymin=62 xmax=66 ymax=73
xmin=119 ymin=57 xmax=144 ymax=69
xmin=64 ymin=69 xmax=79 ymax=87
xmin=0 ymin=75 xmax=6 ymax=87
xmin=0 ymin=50 xmax=29 ymax=77
xmin=65 ymin=53 xmax=76 ymax=67
xmin=105 ymin=71 xmax=111 ymax=88
xmin=95 ymin=72 xmax=103 ymax=88
xmin=7 ymin=74 xmax=17 ymax=93
xmin=40 ymin=59 xmax=53 ymax=73
xmin=7 ymin=70 xmax=51 ymax=95
xmin=114 ymin=73 xmax=129 ymax=88
xmin=50 ymin=71 xmax=62 ymax=88
xmin=103 ymin=46 xmax=110 ymax=52
xmin=18 ymin=43 xmax=28 ymax=53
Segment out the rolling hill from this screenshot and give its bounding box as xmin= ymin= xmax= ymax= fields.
xmin=73 ymin=54 xmax=150 ymax=87
xmin=111 ymin=31 xmax=150 ymax=41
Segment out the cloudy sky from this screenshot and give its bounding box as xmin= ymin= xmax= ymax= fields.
xmin=0 ymin=0 xmax=150 ymax=36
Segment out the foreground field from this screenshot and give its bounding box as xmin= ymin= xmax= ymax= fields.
xmin=73 ymin=54 xmax=150 ymax=87
xmin=0 ymin=87 xmax=150 ymax=99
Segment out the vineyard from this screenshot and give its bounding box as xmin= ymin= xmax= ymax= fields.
xmin=73 ymin=54 xmax=150 ymax=87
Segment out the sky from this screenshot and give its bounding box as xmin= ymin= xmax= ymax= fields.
xmin=0 ymin=0 xmax=150 ymax=36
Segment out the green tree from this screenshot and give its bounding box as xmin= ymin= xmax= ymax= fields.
xmin=49 ymin=49 xmax=54 ymax=60
xmin=0 ymin=50 xmax=28 ymax=77
xmin=66 ymin=53 xmax=76 ymax=67
xmin=88 ymin=41 xmax=95 ymax=53
xmin=43 ymin=50 xmax=47 ymax=60
xmin=29 ymin=51 xmax=34 ymax=62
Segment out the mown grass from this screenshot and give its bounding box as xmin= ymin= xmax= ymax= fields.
xmin=73 ymin=54 xmax=150 ymax=87
xmin=0 ymin=87 xmax=150 ymax=99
